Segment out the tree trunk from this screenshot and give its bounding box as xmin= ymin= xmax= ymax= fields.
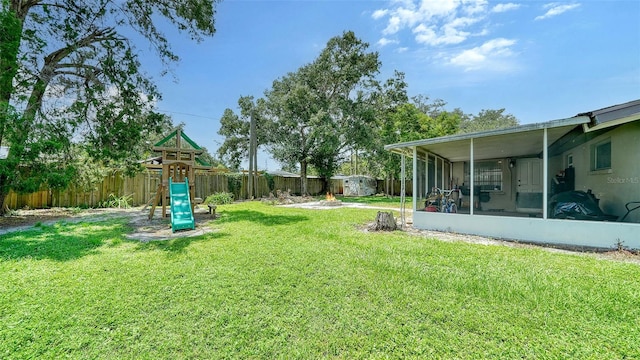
xmin=385 ymin=175 xmax=389 ymax=196
xmin=0 ymin=8 xmax=24 ymax=148
xmin=252 ymin=131 xmax=258 ymax=197
xmin=300 ymin=159 xmax=308 ymax=195
xmin=0 ymin=175 xmax=9 ymax=215
xmin=369 ymin=211 xmax=397 ymax=231
xmin=354 ymin=149 xmax=358 ymax=174
xmin=248 ymin=111 xmax=256 ymax=199
xmin=391 ymin=174 xmax=395 ymax=196
xmin=320 ymin=176 xmax=329 ymax=194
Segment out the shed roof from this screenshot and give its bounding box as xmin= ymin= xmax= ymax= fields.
xmin=265 ymin=170 xmax=301 ymax=178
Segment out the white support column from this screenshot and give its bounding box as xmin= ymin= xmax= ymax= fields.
xmin=470 ymin=138 xmax=475 ymax=215
xmin=441 ymin=157 xmax=445 ymax=190
xmin=400 ymin=153 xmax=406 ymax=228
xmin=543 ymin=128 xmax=548 ymax=219
xmin=412 ymin=147 xmax=418 ymax=212
xmin=424 ymin=152 xmax=429 ymax=197
xmin=426 ymin=153 xmax=430 ymax=192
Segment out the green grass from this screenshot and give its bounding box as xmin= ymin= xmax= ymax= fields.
xmin=1 ymin=202 xmax=639 ymax=359
xmin=336 ymin=195 xmax=402 ymax=208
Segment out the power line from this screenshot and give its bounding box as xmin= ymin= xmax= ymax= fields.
xmin=156 ymin=109 xmax=218 ymax=120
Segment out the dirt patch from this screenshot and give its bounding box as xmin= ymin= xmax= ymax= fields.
xmin=125 ymin=207 xmax=217 ymax=242
xmin=0 ymin=208 xmax=103 ymax=228
xmin=261 ymin=190 xmax=315 ymax=205
xmin=1 ymin=206 xmax=218 ymax=241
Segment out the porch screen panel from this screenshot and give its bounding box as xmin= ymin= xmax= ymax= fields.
xmin=416 ymin=155 xmax=426 ymax=199
xmin=444 ymin=161 xmax=451 ymax=189
xmin=427 ymin=155 xmax=435 ymax=192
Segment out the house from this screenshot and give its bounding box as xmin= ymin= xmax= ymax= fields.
xmin=385 ymin=99 xmax=640 ymax=250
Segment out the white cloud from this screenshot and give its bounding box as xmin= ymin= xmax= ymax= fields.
xmin=372 ymin=9 xmax=388 ymax=20
xmin=383 ymin=16 xmax=402 ymax=35
xmin=535 ymin=3 xmax=580 ymax=20
xmin=491 ymin=3 xmax=521 ymax=13
xmin=373 ymin=0 xmax=489 ymax=45
xmin=449 ymin=38 xmax=517 ymax=71
xmin=417 ymin=0 xmax=458 ymax=19
xmin=464 ymin=0 xmax=488 ymax=15
xmin=372 ymin=1 xmax=522 ymax=73
xmin=377 ymin=37 xmax=398 ymax=47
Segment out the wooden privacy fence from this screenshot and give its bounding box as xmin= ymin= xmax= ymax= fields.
xmin=3 ymin=171 xmax=412 ymax=210
xmin=3 ymin=171 xmax=162 ymax=210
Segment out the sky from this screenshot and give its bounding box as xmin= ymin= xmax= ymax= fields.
xmin=142 ymin=0 xmax=640 ymax=170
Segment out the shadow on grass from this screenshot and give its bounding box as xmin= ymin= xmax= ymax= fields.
xmin=0 ymin=220 xmax=128 ymax=262
xmin=135 ymin=231 xmax=230 ymax=253
xmin=218 ymin=209 xmax=308 ymax=226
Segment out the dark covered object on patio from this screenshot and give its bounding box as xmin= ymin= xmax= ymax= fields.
xmin=549 ymin=190 xmax=618 ymax=221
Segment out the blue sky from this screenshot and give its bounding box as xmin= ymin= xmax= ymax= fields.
xmin=146 ymin=0 xmax=640 ymax=170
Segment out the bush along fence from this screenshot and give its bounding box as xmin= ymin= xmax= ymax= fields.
xmin=2 ymin=171 xmax=412 ymax=210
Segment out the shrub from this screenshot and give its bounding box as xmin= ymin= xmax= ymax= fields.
xmin=204 ymin=192 xmax=234 ymax=205
xmin=98 ymin=193 xmax=132 ymax=208
xmin=263 ymin=172 xmax=275 ymax=192
xmin=227 ymin=173 xmax=243 ymax=199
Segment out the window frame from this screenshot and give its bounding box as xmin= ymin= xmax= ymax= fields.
xmin=566 ymin=153 xmax=573 ymax=168
xmin=591 ymin=138 xmax=611 ymax=171
xmin=465 ymin=160 xmax=504 ymax=192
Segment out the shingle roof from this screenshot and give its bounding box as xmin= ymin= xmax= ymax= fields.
xmin=578 ymin=99 xmax=640 ymax=125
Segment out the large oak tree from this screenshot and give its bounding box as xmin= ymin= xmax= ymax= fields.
xmin=264 ymin=31 xmax=382 ymax=194
xmin=0 ymin=0 xmax=218 ymax=212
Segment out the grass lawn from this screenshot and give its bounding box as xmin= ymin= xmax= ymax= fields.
xmin=336 ymin=195 xmax=402 ymax=208
xmin=1 ymin=201 xmax=639 ymax=359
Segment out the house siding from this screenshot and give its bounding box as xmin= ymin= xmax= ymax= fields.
xmin=556 ymin=121 xmax=640 ymax=222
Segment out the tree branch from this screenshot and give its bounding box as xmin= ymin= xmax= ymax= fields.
xmin=22 ymin=27 xmax=119 ymax=131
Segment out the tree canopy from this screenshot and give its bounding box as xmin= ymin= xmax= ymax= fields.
xmin=263 ymin=31 xmax=383 ymax=194
xmin=215 ymin=30 xmax=520 ymax=197
xmin=0 ymin=0 xmax=219 ymax=212
xmin=217 ymin=96 xmax=267 ymax=171
xmin=362 ymin=95 xmax=463 ymax=182
xmin=459 ymin=108 xmax=519 ymax=133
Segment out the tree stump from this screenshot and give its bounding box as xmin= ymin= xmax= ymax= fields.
xmin=370 ymin=211 xmax=397 ymax=231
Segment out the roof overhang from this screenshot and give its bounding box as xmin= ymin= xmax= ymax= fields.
xmin=584 ymin=112 xmax=640 ymax=132
xmin=384 ymin=116 xmax=591 ymax=162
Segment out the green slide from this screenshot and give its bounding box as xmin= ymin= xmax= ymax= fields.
xmin=169 ymin=177 xmax=195 ymax=232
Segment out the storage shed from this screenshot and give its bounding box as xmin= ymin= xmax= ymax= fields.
xmin=343 ymin=175 xmax=377 ymax=196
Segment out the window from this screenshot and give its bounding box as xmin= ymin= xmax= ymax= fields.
xmin=566 ymin=154 xmax=573 ymax=168
xmin=474 ymin=160 xmax=503 ymax=191
xmin=591 ymin=139 xmax=611 ymax=171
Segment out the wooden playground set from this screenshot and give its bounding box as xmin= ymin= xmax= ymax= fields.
xmin=144 ymin=128 xmax=214 ymax=232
